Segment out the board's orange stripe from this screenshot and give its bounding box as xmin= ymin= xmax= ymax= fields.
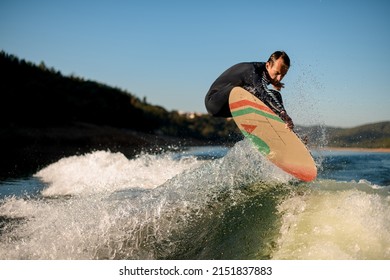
xmin=230 ymin=100 xmax=275 ymax=115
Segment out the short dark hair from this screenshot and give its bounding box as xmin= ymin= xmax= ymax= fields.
xmin=267 ymin=51 xmax=290 ymax=68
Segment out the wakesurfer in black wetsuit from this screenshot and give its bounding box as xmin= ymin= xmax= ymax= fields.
xmin=205 ymin=51 xmax=294 ymax=130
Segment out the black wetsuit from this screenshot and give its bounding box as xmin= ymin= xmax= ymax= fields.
xmin=205 ymin=62 xmax=286 ymax=118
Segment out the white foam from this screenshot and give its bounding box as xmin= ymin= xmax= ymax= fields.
xmin=0 ymin=142 xmax=311 ymax=259
xmin=274 ymin=180 xmax=390 ymax=259
xmin=35 ymin=150 xmax=202 ymax=197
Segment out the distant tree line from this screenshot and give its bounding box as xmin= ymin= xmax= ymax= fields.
xmin=0 ymin=51 xmax=240 ymax=143
xmin=325 ymin=122 xmax=390 ymax=148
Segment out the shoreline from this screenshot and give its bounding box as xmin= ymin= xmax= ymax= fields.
xmin=318 ymin=147 xmax=390 ymax=153
xmin=1 ymin=122 xmax=389 ymax=179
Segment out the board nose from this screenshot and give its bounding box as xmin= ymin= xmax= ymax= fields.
xmin=291 ymin=166 xmax=317 ymax=182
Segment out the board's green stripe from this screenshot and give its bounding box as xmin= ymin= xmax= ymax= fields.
xmin=232 ymin=107 xmax=284 ymax=123
xmin=241 ymin=130 xmax=271 ymax=155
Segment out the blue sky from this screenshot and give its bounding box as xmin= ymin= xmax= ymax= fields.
xmin=1 ymin=0 xmax=389 ymax=127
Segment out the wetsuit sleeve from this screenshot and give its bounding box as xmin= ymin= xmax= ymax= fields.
xmin=263 ymin=89 xmax=285 ymax=115
xmin=250 ymin=72 xmax=286 ymax=116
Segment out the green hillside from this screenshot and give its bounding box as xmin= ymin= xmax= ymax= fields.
xmin=327 ymin=122 xmax=390 ymax=148
xmin=297 ymin=122 xmax=390 ymax=149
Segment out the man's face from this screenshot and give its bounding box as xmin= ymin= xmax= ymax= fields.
xmin=266 ymin=57 xmax=289 ymax=85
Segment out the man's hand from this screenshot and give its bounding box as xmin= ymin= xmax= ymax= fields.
xmin=302 ymin=135 xmax=309 ymax=145
xmin=280 ymin=111 xmax=294 ymax=130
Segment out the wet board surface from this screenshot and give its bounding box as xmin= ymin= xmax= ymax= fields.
xmin=229 ymin=87 xmax=317 ymax=182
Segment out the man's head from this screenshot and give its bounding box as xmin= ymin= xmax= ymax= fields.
xmin=265 ymin=51 xmax=290 ymax=86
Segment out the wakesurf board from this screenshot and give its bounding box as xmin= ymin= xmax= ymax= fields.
xmin=229 ymin=87 xmax=317 ymax=182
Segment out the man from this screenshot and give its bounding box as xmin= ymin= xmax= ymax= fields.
xmin=205 ymin=51 xmax=294 ymax=130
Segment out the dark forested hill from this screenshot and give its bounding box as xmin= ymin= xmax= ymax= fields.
xmin=0 ymin=51 xmax=237 ymax=141
xmin=0 ymin=51 xmax=240 ymax=178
